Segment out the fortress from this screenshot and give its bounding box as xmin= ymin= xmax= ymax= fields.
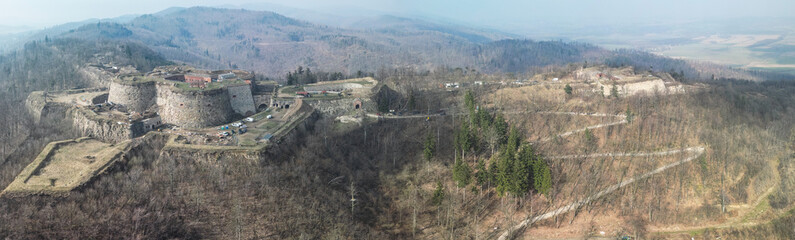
xmin=109 ymin=76 xmax=252 ymax=128
xmin=24 ymin=66 xmax=282 ymax=143
xmin=10 ymin=66 xmax=322 ymax=197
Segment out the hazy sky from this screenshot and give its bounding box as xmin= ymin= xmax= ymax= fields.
xmin=1 ymin=0 xmax=792 ymax=29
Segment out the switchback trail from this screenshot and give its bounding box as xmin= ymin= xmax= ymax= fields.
xmin=497 ymin=146 xmax=706 ymax=240
xmin=503 ymin=111 xmax=627 ymax=142
xmin=547 ymin=147 xmax=703 ymax=159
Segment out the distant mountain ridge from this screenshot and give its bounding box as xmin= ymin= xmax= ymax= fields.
xmin=0 ymin=14 xmax=139 ymax=53
xmin=54 ymin=7 xmax=601 ymax=77
xmin=35 ymin=6 xmax=791 ymax=81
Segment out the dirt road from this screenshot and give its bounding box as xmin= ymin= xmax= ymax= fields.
xmin=497 ymin=147 xmax=706 ymax=240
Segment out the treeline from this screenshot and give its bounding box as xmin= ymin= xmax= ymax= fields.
xmin=430 ymin=90 xmax=552 ymax=198
xmin=286 ymin=66 xmax=372 ymax=85
xmin=0 ymin=38 xmax=170 ymax=99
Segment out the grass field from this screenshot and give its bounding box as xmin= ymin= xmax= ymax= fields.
xmin=2 ymin=138 xmax=128 ymax=196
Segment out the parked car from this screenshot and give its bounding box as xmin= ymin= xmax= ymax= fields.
xmin=245 ymin=117 xmax=254 ymax=122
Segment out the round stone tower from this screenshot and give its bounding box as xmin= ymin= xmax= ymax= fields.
xmin=157 ymin=86 xmax=235 ymax=128
xmin=108 ymin=77 xmax=157 ymax=113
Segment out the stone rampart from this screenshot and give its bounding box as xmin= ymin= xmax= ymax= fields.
xmin=227 ymin=85 xmax=256 ymax=116
xmin=304 ymin=83 xmax=363 ymax=92
xmin=157 ymin=86 xmax=234 ymax=128
xmin=70 ymin=108 xmax=143 ymax=143
xmin=108 ymin=81 xmax=157 ymax=113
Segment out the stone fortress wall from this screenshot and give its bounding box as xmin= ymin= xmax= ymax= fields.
xmin=226 ymin=84 xmax=256 ymax=116
xmin=109 ymin=79 xmax=257 ymax=128
xmin=26 ymin=88 xmax=108 ymax=125
xmin=251 ymin=81 xmax=277 ymax=110
xmin=157 ymin=86 xmax=235 ymax=128
xmin=304 ymin=83 xmax=364 ymax=92
xmin=71 ymin=108 xmax=144 ymax=143
xmin=24 ymin=91 xmax=141 ymax=143
xmin=598 ymin=79 xmax=668 ymax=97
xmin=108 ymin=80 xmax=157 ymax=113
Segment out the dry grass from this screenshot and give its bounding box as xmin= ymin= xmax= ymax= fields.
xmin=1 ymin=138 xmax=128 ymax=196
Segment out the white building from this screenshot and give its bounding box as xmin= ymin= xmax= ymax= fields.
xmin=218 ymin=72 xmax=236 ymax=82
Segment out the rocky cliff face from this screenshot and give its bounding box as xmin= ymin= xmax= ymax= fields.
xmin=25 ymin=92 xmax=48 ymax=124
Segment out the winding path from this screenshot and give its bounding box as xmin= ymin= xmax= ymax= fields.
xmin=497 ymin=147 xmax=706 ymax=240
xmin=547 ymin=147 xmax=702 ymax=159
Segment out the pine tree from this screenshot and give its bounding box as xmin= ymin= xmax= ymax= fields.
xmin=625 ymin=107 xmax=634 ymax=124
xmin=455 ymin=123 xmax=472 ymax=159
xmin=464 ymin=90 xmax=476 ymax=115
xmin=423 ymin=132 xmax=435 ymax=162
xmin=453 ymin=159 xmax=472 ymax=188
xmin=510 ymin=151 xmax=529 ymax=195
xmin=493 ymin=113 xmax=508 ymax=144
xmin=533 ymin=157 xmax=552 ymax=195
xmin=495 ymin=152 xmax=513 ymax=196
xmin=564 ymin=84 xmax=573 ymax=95
xmin=477 ymin=109 xmax=492 ymax=129
xmin=506 ymin=127 xmax=521 ymax=155
xmin=475 ymin=158 xmax=490 ymax=186
xmin=431 ymin=181 xmax=445 ymax=206
xmin=511 ymin=144 xmax=536 ymax=195
xmin=488 ymin=157 xmax=499 ymax=185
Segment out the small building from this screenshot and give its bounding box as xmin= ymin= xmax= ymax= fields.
xmin=141 ymin=116 xmax=162 ymax=131
xmin=185 ymin=74 xmax=212 ymax=84
xmin=165 ymin=74 xmax=211 ymax=87
xmin=218 ymin=72 xmax=236 ymax=82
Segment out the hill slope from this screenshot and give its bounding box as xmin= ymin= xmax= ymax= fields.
xmin=55 ymin=7 xmax=612 ymax=77
xmin=54 ymin=7 xmax=792 ymax=81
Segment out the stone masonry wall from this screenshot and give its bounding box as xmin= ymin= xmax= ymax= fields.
xmin=108 ymin=81 xmax=157 ymax=113
xmin=226 ymin=85 xmax=256 ymax=116
xmin=304 ymin=83 xmax=363 ymax=92
xmin=70 ymin=108 xmax=141 ymax=143
xmin=253 ymin=94 xmax=273 ymax=109
xmin=158 ymin=87 xmax=234 ymax=128
xmin=307 ymin=98 xmax=364 ymax=116
xmin=599 ymin=79 xmax=667 ymax=97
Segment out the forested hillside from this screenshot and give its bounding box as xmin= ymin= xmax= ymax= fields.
xmin=54 ymin=7 xmax=790 ymax=81
xmin=0 ymin=38 xmax=169 ymax=98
